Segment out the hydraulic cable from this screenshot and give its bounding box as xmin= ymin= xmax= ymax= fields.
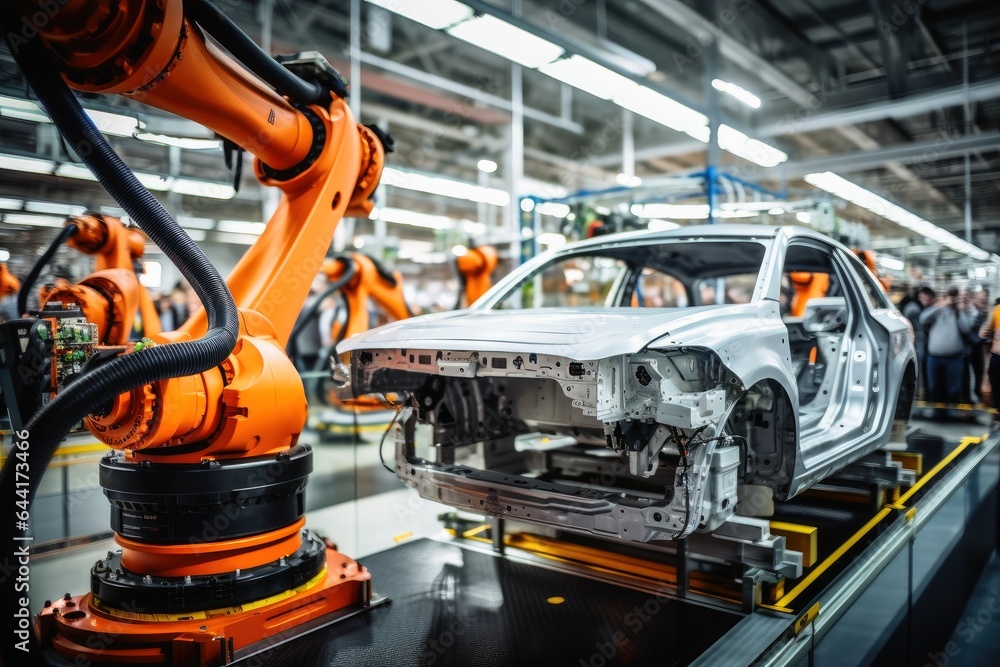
xmin=186 ymin=0 xmax=335 ymax=105
xmin=0 ymin=21 xmax=239 ymax=645
xmin=15 ymin=222 xmax=79 ymax=316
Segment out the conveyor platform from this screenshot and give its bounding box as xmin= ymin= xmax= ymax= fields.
xmin=231 ymin=417 xmax=999 ymax=666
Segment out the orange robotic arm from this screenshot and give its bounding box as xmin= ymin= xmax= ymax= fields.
xmin=40 ymin=214 xmax=162 ymax=343
xmin=854 ymin=249 xmax=892 ymax=292
xmin=10 ymin=3 xmax=388 ymax=664
xmin=457 ymin=245 xmax=498 ymax=306
xmin=0 ymin=263 xmax=19 ymax=298
xmin=321 ymin=253 xmax=411 ymax=342
xmin=15 ymin=2 xmax=386 ymax=458
xmin=788 ymin=271 xmax=830 ymax=317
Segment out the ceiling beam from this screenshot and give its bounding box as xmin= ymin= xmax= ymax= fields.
xmin=593 ymin=76 xmax=1000 ymax=166
xmin=779 ymin=131 xmax=1000 ymax=178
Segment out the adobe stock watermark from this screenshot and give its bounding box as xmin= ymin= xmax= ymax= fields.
xmin=924 ymin=586 xmax=1000 ymax=667
xmin=579 ymin=584 xmax=672 ymax=667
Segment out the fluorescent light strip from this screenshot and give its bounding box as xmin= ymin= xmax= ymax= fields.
xmin=177 ymin=215 xmax=216 ymax=230
xmin=805 ymin=171 xmax=990 ymax=261
xmin=171 ymin=178 xmax=235 ymax=199
xmin=0 ymin=153 xmax=55 ymax=174
xmin=535 ymin=202 xmax=571 ymax=217
xmin=217 ymin=220 xmax=265 ymax=235
xmin=134 ymin=132 xmax=222 ymax=150
xmin=630 ymin=203 xmax=757 ymax=219
xmin=648 ymin=219 xmax=681 ymax=231
xmin=84 ymin=109 xmax=143 ymax=137
xmin=447 ymin=14 xmax=565 ymax=68
xmin=25 ymin=201 xmax=84 ymax=216
xmin=718 ymin=125 xmax=787 ymax=167
xmin=375 ymin=206 xmax=461 ymax=230
xmin=0 ymin=197 xmax=23 ymax=209
xmin=214 ymin=232 xmax=260 ymax=245
xmin=712 ymin=79 xmax=761 ymax=109
xmin=538 ymin=55 xmax=638 ymax=101
xmin=366 ymin=0 xmax=473 ymax=30
xmin=879 ymin=256 xmax=905 ymax=271
xmin=381 ymin=167 xmax=509 ymax=206
xmin=3 ymin=213 xmax=66 ymax=228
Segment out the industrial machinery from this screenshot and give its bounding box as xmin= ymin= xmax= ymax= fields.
xmin=0 ymin=263 xmax=19 ymax=299
xmin=16 ymin=214 xmax=161 ymax=347
xmin=287 ymin=252 xmax=412 ymax=436
xmin=49 ymin=213 xmax=162 ymax=338
xmin=0 ymin=0 xmax=389 ymax=664
xmin=319 ymin=252 xmax=411 ymax=348
xmin=455 ymin=245 xmax=498 ymax=307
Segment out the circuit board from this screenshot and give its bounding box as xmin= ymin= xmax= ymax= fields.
xmin=0 ymin=304 xmax=99 ymax=433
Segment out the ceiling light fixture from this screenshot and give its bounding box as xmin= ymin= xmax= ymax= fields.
xmin=711 ymin=79 xmax=762 ymax=109
xmin=381 ymin=167 xmax=509 ymax=206
xmin=3 ymin=213 xmax=66 ymax=228
xmin=477 ymin=159 xmax=498 ymax=173
xmin=616 ymin=173 xmax=642 ymax=187
xmin=804 ymin=171 xmax=990 ymax=260
xmin=447 ymin=14 xmax=565 ymax=68
xmin=378 ymin=207 xmax=460 ymax=230
xmin=24 ymin=201 xmax=84 ymax=217
xmin=217 ymin=220 xmax=266 ymax=235
xmin=0 ymin=153 xmax=55 ymax=175
xmin=84 ymin=109 xmax=143 ymax=137
xmin=366 ymin=0 xmax=473 ymax=30
xmin=630 ymin=203 xmax=756 ymax=219
xmin=647 ymin=219 xmax=682 ymax=231
xmin=134 ymin=132 xmax=222 ymax=150
xmin=718 ymin=125 xmax=787 ymax=167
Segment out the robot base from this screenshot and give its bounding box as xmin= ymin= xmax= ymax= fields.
xmin=35 ymin=545 xmax=383 ymax=666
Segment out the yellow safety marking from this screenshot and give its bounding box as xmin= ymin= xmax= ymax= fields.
xmin=2 ymin=442 xmax=109 ymax=467
xmin=905 ymin=507 xmax=917 ymax=522
xmin=770 ymin=522 xmax=819 ymax=568
xmin=758 ymin=603 xmax=793 ymax=614
xmin=311 ymin=423 xmax=390 ymax=435
xmin=94 ymin=567 xmax=328 ymax=622
xmin=55 ymin=443 xmax=110 ymax=457
xmin=793 ymin=603 xmax=820 ymax=635
xmin=895 ymin=439 xmax=978 ymax=506
xmin=546 ymin=596 xmax=565 ymax=605
xmin=393 ymin=531 xmax=414 ymax=543
xmin=775 ymin=507 xmax=892 ymax=608
xmin=914 ymin=400 xmax=994 ymax=413
xmin=462 ymin=524 xmax=491 ymax=539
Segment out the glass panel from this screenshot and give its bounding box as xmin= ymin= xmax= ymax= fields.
xmin=491 ymin=240 xmax=768 ymax=310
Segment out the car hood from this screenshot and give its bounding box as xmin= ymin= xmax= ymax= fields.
xmin=338 ymin=306 xmax=758 ymax=361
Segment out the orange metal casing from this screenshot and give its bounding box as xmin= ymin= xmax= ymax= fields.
xmin=0 ymin=263 xmax=19 ymax=298
xmin=457 ymin=246 xmax=498 ymax=305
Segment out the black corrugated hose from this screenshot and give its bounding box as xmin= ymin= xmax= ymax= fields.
xmin=15 ymin=221 xmax=79 ymax=316
xmin=186 ymin=0 xmax=327 ymax=106
xmin=285 ymin=255 xmax=356 ymax=369
xmin=0 ymin=20 xmax=239 ymax=663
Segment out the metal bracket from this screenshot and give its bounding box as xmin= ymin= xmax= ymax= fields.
xmin=742 ymin=567 xmax=781 ymax=613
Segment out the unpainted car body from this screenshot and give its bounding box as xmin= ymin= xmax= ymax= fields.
xmin=340 ymin=225 xmax=916 ymax=542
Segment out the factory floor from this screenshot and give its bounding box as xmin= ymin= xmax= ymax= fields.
xmin=944 ymin=551 xmax=1000 ymax=667
xmin=24 ymin=412 xmax=1000 ymax=664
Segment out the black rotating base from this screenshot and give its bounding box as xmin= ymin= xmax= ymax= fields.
xmin=100 ymin=445 xmax=313 ymax=543
xmin=90 ymin=529 xmax=328 ymax=615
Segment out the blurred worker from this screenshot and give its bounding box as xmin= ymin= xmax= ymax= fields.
xmin=920 ymin=287 xmax=979 ymax=404
xmin=158 ymin=282 xmax=190 ymax=331
xmin=900 ymin=286 xmax=935 ymax=398
xmin=978 ymin=297 xmax=1000 ymax=412
xmin=969 ymin=289 xmax=991 ymax=404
